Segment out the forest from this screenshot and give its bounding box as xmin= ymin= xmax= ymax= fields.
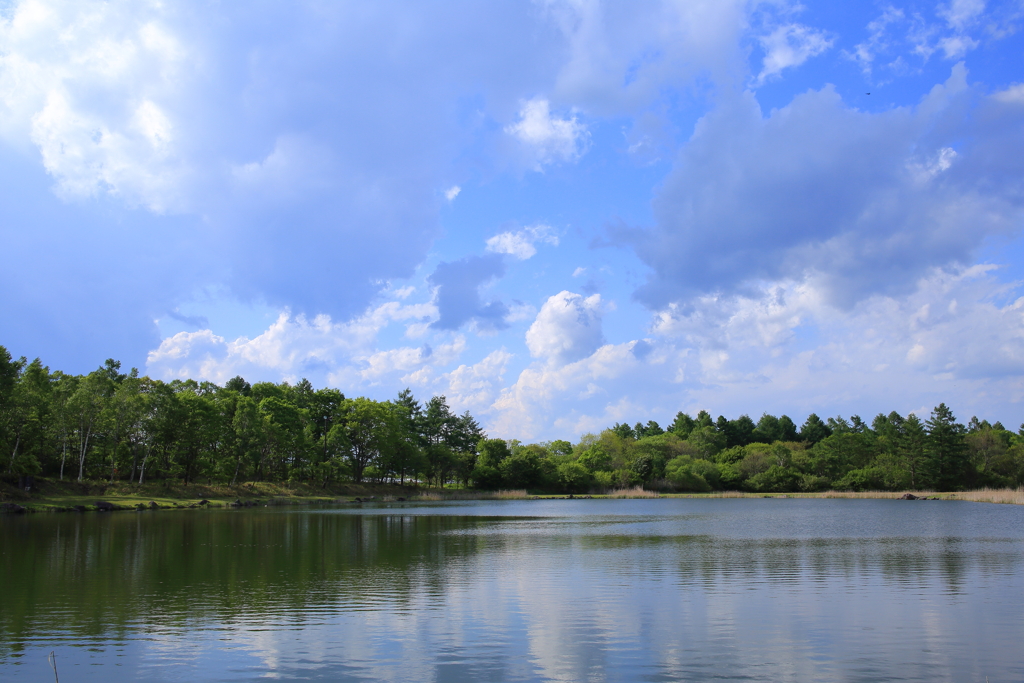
xmin=2 ymin=345 xmax=1022 ymax=493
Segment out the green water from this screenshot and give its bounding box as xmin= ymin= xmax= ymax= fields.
xmin=2 ymin=498 xmax=1022 ymax=681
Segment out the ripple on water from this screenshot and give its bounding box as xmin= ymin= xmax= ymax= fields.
xmin=2 ymin=499 xmax=1023 ymax=682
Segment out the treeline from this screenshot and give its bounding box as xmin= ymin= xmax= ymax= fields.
xmin=0 ymin=348 xmax=482 ymax=487
xmin=575 ymin=409 xmax=1024 ymax=492
xmin=2 ymin=346 xmax=1022 ymax=492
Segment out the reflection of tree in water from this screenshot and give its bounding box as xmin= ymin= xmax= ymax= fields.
xmin=2 ymin=509 xmax=1022 ymax=661
xmin=0 ymin=510 xmax=503 ymax=656
xmin=572 ymin=534 xmax=1018 ymax=595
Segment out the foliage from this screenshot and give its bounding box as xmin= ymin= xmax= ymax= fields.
xmin=0 ymin=343 xmax=1016 ymax=494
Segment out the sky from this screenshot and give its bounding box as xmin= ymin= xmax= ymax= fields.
xmin=2 ymin=0 xmax=1024 ymax=441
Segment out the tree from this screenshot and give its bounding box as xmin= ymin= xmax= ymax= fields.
xmin=670 ymin=412 xmax=696 ymax=438
xmin=68 ymin=369 xmax=112 ymax=481
xmin=687 ymin=425 xmax=725 ymax=460
xmin=225 ymin=375 xmax=251 ymax=395
xmin=611 ymin=422 xmax=635 ymax=440
xmin=634 ymin=420 xmax=663 ymax=439
xmin=899 ymin=414 xmax=931 ymax=489
xmin=4 ymin=357 xmax=52 ymax=475
xmin=338 ymin=398 xmax=396 ymax=483
xmin=799 ymin=413 xmax=832 ymax=444
xmin=926 ymin=404 xmax=970 ymax=490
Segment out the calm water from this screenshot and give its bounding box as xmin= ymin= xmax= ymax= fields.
xmin=1 ymin=498 xmax=1022 ymax=682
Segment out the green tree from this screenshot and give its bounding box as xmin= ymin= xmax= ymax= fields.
xmin=670 ymin=412 xmax=696 ymax=439
xmin=799 ymin=413 xmax=832 ymax=444
xmin=926 ymin=404 xmax=971 ymax=490
xmin=338 ymin=398 xmax=396 ymax=483
xmin=68 ymin=369 xmax=113 ymax=481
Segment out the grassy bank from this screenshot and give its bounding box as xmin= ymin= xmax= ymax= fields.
xmin=2 ymin=477 xmax=1022 ymax=512
xmin=0 ymin=477 xmax=424 ymax=512
xmin=658 ymin=488 xmax=1024 ymax=504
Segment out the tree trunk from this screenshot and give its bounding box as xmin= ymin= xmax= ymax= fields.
xmin=59 ymin=432 xmax=68 ymax=481
xmin=139 ymin=444 xmax=150 ymax=484
xmin=8 ymin=433 xmax=20 ymax=473
xmin=77 ymin=426 xmax=92 ymax=482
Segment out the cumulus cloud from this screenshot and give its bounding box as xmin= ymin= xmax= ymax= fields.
xmin=0 ymin=2 xmax=190 ymax=210
xmin=629 ymin=64 xmax=1024 ymax=310
xmin=525 ymin=291 xmax=605 ymax=365
xmin=485 ymin=224 xmax=559 ymax=260
xmin=484 ymin=265 xmax=1024 ymax=440
xmin=0 ymin=0 xmax=806 ymax=373
xmin=441 ymin=349 xmax=513 ymax=412
xmin=505 ymin=98 xmax=589 ymax=170
xmin=755 ymin=23 xmax=834 ymax=84
xmin=491 ymin=341 xmax=639 ymax=439
xmin=147 ymin=299 xmax=441 ymax=386
xmin=427 ymin=255 xmax=509 ymax=331
xmin=938 ymin=0 xmax=986 ymax=31
xmin=540 ymin=0 xmax=749 ymax=114
xmin=646 ymin=265 xmax=1024 ymax=419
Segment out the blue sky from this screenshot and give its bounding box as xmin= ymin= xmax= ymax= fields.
xmin=3 ymin=0 xmax=1024 ymax=440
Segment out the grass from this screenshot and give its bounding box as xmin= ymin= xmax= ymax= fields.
xmin=606 ymin=486 xmax=660 ymax=499
xmin=947 ymin=487 xmax=1024 ymax=505
xmin=664 ymin=488 xmax=1024 ymax=504
xmin=0 ymin=477 xmax=420 ymax=512
xmin=411 ymin=489 xmax=531 ymax=502
xmin=4 ymin=476 xmax=1023 ymax=511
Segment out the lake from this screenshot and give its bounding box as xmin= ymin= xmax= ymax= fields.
xmin=1 ymin=498 xmax=1022 ymax=682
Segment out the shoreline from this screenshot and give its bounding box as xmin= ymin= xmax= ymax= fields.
xmin=2 ymin=478 xmax=1022 ymax=512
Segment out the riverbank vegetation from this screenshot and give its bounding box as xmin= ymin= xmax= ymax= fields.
xmin=2 ymin=346 xmax=1023 ymax=504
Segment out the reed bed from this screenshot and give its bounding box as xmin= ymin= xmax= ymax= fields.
xmin=410 ymin=489 xmax=531 ymax=501
xmin=494 ymin=489 xmax=530 ymax=499
xmin=406 ymin=487 xmax=1024 ymax=504
xmin=606 ymin=486 xmax=660 ymax=499
xmin=819 ymin=490 xmax=933 ymax=499
xmin=948 ymin=487 xmax=1024 ymax=505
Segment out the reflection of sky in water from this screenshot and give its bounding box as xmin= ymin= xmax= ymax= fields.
xmin=2 ymin=499 xmax=1023 ymax=682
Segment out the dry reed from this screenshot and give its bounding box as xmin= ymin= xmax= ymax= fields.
xmin=494 ymin=489 xmax=530 ymax=499
xmin=948 ymin=487 xmax=1024 ymax=505
xmin=606 ymin=486 xmax=660 ymax=499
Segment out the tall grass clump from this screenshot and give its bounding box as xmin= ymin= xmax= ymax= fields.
xmin=607 ymin=487 xmax=660 ymax=499
xmin=951 ymin=487 xmax=1024 ymax=505
xmin=494 ymin=489 xmax=530 ymax=499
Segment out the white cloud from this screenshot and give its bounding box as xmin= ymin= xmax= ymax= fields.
xmin=540 ymin=0 xmax=749 ymax=114
xmin=847 ymin=5 xmax=905 ymax=77
xmin=505 ymin=98 xmax=589 ymax=170
xmin=147 ymin=299 xmax=441 ymax=385
xmin=485 ymin=224 xmax=559 ymax=260
xmin=441 ymin=349 xmax=513 ymax=413
xmin=937 ymin=34 xmax=979 ymax=59
xmin=631 ymin=65 xmax=1024 ymax=310
xmin=992 ymin=83 xmax=1024 ymax=104
xmin=755 ymin=23 xmax=833 ymax=85
xmin=490 ymin=341 xmax=639 ymax=439
xmin=939 ymin=0 xmax=986 ymax=31
xmin=525 ymin=291 xmax=604 ymax=365
xmin=445 ymin=185 xmax=461 ymax=201
xmin=1 ymin=1 xmax=190 ymax=210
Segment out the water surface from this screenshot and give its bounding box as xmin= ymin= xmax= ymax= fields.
xmin=2 ymin=498 xmax=1022 ymax=682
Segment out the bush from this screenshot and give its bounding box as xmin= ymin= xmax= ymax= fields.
xmin=833 ymin=467 xmax=886 ymax=492
xmin=664 ymin=456 xmax=712 ymax=492
xmin=471 ymin=464 xmax=502 ymax=490
xmin=556 ymin=461 xmax=592 ymax=493
xmin=746 ymin=465 xmax=800 ymax=492
xmin=592 ymin=470 xmax=615 ymax=490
